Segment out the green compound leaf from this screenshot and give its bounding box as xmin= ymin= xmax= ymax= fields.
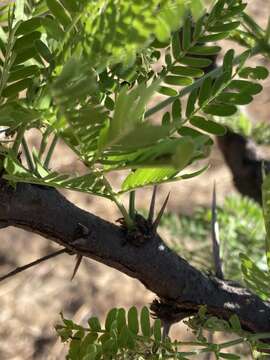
xmin=120 ymin=136 xmax=200 ymax=191
xmin=188 ymin=45 xmax=221 ymax=55
xmin=178 ymin=56 xmax=212 ymax=68
xmin=15 ymin=18 xmax=42 ymax=35
xmin=105 ymin=308 xmax=118 ymax=331
xmin=88 ymin=317 xmax=102 ymax=332
xmin=262 ymin=173 xmax=270 ymax=269
xmin=186 ymin=88 xmax=198 ymax=117
xmin=46 ymin=0 xmax=72 ymax=28
xmin=128 ymin=306 xmax=139 ymax=335
xmin=239 ymin=66 xmax=269 ymax=80
xmin=240 ymin=253 xmax=270 ymax=300
xmin=113 ymin=124 xmax=172 ymax=150
xmin=13 ymin=47 xmax=38 ymax=66
xmin=178 ymin=126 xmax=206 ymax=138
xmin=172 ymin=31 xmax=181 ymax=60
xmin=164 ymin=75 xmax=193 ymax=86
xmin=116 ymin=308 xmax=126 ymax=332
xmin=121 ymin=168 xmax=179 ymax=192
xmin=35 ymin=39 xmax=53 ymax=63
xmin=228 ymin=80 xmax=263 ymax=95
xmin=162 ymin=112 xmax=171 ymax=125
xmin=41 ymin=16 xmax=65 ymax=40
xmin=118 ymin=326 xmax=135 ymax=349
xmin=198 ymin=32 xmax=230 ymax=42
xmin=107 ymin=81 xmax=160 ymax=146
xmin=13 ymin=31 xmax=41 ymax=52
xmin=223 ymin=49 xmax=234 ymax=78
xmin=4 ymin=156 xmax=112 ymax=199
xmin=198 ymin=77 xmax=213 ymax=107
xmin=182 ymin=15 xmax=192 ymax=51
xmin=0 ymin=102 xmax=41 ymax=128
xmin=2 ymin=78 xmax=32 ymax=98
xmin=102 ymin=338 xmax=118 ymax=356
xmin=203 ymin=103 xmax=238 ymax=117
xmin=216 ymin=92 xmax=253 ymax=105
xmin=208 ymin=21 xmax=240 ymax=32
xmin=140 ymin=307 xmax=151 ymax=337
xmin=58 ymin=0 xmax=79 ymax=13
xmin=158 ymin=86 xmax=178 ymax=97
xmin=170 ymin=66 xmax=204 ymax=78
xmin=153 ymin=319 xmax=162 ymax=342
xmin=190 ymin=116 xmax=226 ymax=135
xmin=172 ymin=99 xmax=182 ymax=123
xmin=8 ymin=65 xmax=39 ymax=82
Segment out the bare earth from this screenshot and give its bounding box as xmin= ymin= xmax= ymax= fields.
xmin=0 ymin=1 xmax=270 ymax=359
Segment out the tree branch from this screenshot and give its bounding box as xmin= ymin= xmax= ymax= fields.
xmin=217 ymin=129 xmax=270 ymax=204
xmin=0 ymin=179 xmax=270 ymax=335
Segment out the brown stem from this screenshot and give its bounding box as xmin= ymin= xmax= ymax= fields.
xmin=217 ymin=129 xmax=269 ymax=204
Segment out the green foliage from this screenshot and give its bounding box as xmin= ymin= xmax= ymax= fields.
xmin=159 ymin=194 xmax=266 ymax=280
xmin=0 ymin=0 xmax=267 ymax=224
xmin=56 ymin=306 xmax=270 ymax=359
xmin=240 ymin=172 xmax=270 ymax=300
xmin=240 ymin=253 xmax=270 ymax=300
xmin=262 ymin=173 xmax=270 ymax=267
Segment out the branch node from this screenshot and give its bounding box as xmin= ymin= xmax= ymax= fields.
xmin=150 ymin=298 xmax=194 ymax=330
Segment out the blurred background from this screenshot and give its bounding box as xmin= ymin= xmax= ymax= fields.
xmin=0 ymin=0 xmax=270 ymax=359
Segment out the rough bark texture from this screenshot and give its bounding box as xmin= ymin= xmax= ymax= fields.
xmin=1 ymin=179 xmax=270 ymax=335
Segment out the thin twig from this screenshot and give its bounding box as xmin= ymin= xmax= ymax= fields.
xmin=129 ymin=191 xmax=136 ymax=220
xmin=0 ymin=248 xmax=67 ymax=283
xmin=211 ymin=182 xmax=223 ymax=280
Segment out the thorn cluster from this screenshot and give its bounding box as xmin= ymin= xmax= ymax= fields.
xmin=119 ymin=186 xmax=170 ymax=246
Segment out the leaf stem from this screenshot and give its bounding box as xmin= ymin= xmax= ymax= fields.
xmin=129 ymin=190 xmax=136 ymax=219
xmin=145 ymin=44 xmax=262 ymax=119
xmin=22 ymin=137 xmax=35 ymax=172
xmin=44 ymin=134 xmax=58 ymax=168
xmin=38 ymin=127 xmax=52 ymax=159
xmin=101 ymin=175 xmax=134 ymax=228
xmin=114 ymin=195 xmax=134 ymax=228
xmin=12 ymin=124 xmax=26 ymax=156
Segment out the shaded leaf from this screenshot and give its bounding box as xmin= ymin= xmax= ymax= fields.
xmin=128 ymin=307 xmax=139 ymax=335
xmin=158 ymin=86 xmax=178 ymax=97
xmin=140 ymin=307 xmax=151 ymax=337
xmin=190 ymin=116 xmax=226 ymax=136
xmin=170 ymin=66 xmax=204 ymax=78
xmin=228 ymin=80 xmax=263 ymax=95
xmin=178 ymin=56 xmax=212 ymax=68
xmin=164 ymin=75 xmax=192 ymax=86
xmin=203 ymin=103 xmax=237 ymax=116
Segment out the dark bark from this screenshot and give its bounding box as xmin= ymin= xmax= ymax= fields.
xmin=0 ymin=179 xmax=270 ymax=335
xmin=217 ymin=129 xmax=270 ymax=204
